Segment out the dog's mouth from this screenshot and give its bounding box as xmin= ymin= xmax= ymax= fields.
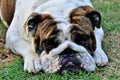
xmin=57 ymin=48 xmax=82 ymax=73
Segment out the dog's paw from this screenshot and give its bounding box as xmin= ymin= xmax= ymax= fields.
xmin=41 ymin=55 xmax=61 ymax=73
xmin=24 ymin=54 xmax=42 ymax=73
xmin=94 ymin=49 xmax=108 ymax=66
xmin=77 ymin=52 xmax=96 ymax=72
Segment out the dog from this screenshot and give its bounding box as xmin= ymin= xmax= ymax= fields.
xmin=0 ymin=0 xmax=108 ymax=73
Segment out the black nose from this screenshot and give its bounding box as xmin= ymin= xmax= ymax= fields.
xmin=58 ymin=48 xmax=81 ymax=73
xmin=60 ymin=48 xmax=77 ymax=55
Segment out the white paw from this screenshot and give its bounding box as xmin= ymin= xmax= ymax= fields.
xmin=41 ymin=55 xmax=61 ymax=73
xmin=24 ymin=54 xmax=42 ymax=73
xmin=77 ymin=52 xmax=96 ymax=72
xmin=94 ymin=49 xmax=108 ymax=66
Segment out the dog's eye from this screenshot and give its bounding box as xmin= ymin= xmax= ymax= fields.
xmin=78 ymin=40 xmax=88 ymax=46
xmin=42 ymin=38 xmax=58 ymax=53
xmin=28 ymin=18 xmax=37 ymax=30
xmin=71 ymin=32 xmax=89 ymax=46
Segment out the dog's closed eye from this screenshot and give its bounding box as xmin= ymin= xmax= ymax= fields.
xmin=42 ymin=38 xmax=59 ymax=54
xmin=71 ymin=31 xmax=90 ymax=46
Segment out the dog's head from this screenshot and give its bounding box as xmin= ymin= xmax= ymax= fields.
xmin=25 ymin=6 xmax=101 ymax=73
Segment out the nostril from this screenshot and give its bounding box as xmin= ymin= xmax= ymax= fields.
xmin=65 ymin=62 xmax=75 ymax=67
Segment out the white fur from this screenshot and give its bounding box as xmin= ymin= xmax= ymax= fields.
xmin=41 ymin=52 xmax=61 ymax=73
xmin=94 ymin=27 xmax=108 ymax=66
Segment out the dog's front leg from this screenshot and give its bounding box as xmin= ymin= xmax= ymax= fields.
xmin=94 ymin=27 xmax=108 ymax=66
xmin=23 ymin=50 xmax=42 ymax=73
xmin=6 ymin=30 xmax=42 ymax=73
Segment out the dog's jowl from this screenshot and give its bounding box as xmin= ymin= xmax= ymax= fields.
xmin=0 ymin=0 xmax=108 ymax=73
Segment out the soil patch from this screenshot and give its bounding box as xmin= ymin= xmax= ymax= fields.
xmin=0 ymin=36 xmax=15 ymax=68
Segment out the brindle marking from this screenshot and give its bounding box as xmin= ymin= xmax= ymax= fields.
xmin=69 ymin=6 xmax=101 ymax=54
xmin=27 ymin=13 xmax=59 ymax=54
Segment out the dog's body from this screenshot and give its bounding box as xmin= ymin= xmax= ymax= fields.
xmin=0 ymin=0 xmax=108 ymax=73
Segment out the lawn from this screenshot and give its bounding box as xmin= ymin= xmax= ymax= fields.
xmin=0 ymin=0 xmax=120 ymax=80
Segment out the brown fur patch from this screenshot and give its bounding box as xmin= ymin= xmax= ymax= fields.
xmin=70 ymin=6 xmax=93 ymax=35
xmin=0 ymin=0 xmax=16 ymax=27
xmin=31 ymin=14 xmax=59 ymax=54
xmin=35 ymin=14 xmax=57 ymax=42
xmin=70 ymin=6 xmax=96 ymax=52
xmin=81 ymin=6 xmax=95 ymax=13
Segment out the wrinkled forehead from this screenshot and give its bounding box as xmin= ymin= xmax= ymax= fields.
xmin=46 ymin=7 xmax=94 ymax=34
xmin=33 ymin=5 xmax=96 ymax=40
xmin=33 ymin=0 xmax=94 ymax=30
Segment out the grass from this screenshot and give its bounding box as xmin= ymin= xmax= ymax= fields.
xmin=0 ymin=59 xmax=102 ymax=80
xmin=0 ymin=0 xmax=120 ymax=80
xmin=0 ymin=21 xmax=6 ymax=36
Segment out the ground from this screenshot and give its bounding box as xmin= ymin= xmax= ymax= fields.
xmin=0 ymin=0 xmax=120 ymax=80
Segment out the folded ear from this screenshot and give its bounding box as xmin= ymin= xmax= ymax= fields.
xmin=27 ymin=13 xmax=42 ymax=37
xmin=86 ymin=11 xmax=101 ymax=29
xmin=90 ymin=31 xmax=96 ymax=52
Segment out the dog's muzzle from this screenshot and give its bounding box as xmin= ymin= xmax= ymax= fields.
xmin=41 ymin=41 xmax=91 ymax=73
xmin=58 ymin=48 xmax=81 ymax=73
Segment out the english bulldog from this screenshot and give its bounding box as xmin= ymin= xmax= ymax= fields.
xmin=0 ymin=0 xmax=108 ymax=73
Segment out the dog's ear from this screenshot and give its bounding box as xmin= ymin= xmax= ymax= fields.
xmin=86 ymin=11 xmax=101 ymax=29
xmin=27 ymin=13 xmax=43 ymax=37
xmin=26 ymin=13 xmax=53 ymax=37
xmin=89 ymin=32 xmax=96 ymax=52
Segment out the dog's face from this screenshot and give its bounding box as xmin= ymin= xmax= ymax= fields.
xmin=26 ymin=6 xmax=101 ymax=73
